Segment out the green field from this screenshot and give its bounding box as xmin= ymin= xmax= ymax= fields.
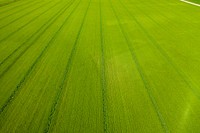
xmin=0 ymin=0 xmax=200 ymax=132
xmin=188 ymin=0 xmax=200 ymax=4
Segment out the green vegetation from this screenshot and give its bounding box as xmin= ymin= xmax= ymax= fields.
xmin=0 ymin=0 xmax=20 ymax=6
xmin=0 ymin=0 xmax=200 ymax=132
xmin=188 ymin=0 xmax=200 ymax=4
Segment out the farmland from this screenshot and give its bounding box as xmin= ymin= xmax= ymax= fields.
xmin=0 ymin=0 xmax=200 ymax=132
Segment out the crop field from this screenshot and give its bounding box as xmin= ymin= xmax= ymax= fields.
xmin=0 ymin=0 xmax=200 ymax=132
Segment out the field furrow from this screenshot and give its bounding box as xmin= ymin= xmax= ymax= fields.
xmin=0 ymin=0 xmax=200 ymax=132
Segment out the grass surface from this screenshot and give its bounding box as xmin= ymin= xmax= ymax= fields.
xmin=0 ymin=0 xmax=200 ymax=132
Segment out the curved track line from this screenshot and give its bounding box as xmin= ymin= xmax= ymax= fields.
xmin=0 ymin=0 xmax=74 ymax=76
xmin=119 ymin=0 xmax=200 ymax=100
xmin=0 ymin=0 xmax=54 ymax=30
xmin=109 ymin=0 xmax=169 ymax=132
xmin=0 ymin=1 xmax=41 ymax=21
xmin=0 ymin=0 xmax=34 ymax=15
xmin=0 ymin=0 xmax=78 ymax=115
xmin=0 ymin=1 xmax=60 ymax=43
xmin=44 ymin=0 xmax=92 ymax=132
xmin=99 ymin=0 xmax=108 ymax=132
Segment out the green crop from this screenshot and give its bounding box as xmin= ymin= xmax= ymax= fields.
xmin=0 ymin=0 xmax=200 ymax=132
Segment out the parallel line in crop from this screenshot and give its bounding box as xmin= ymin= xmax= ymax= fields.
xmin=135 ymin=0 xmax=200 ymax=89
xmin=109 ymin=0 xmax=169 ymax=132
xmin=0 ymin=0 xmax=75 ymax=77
xmin=0 ymin=0 xmax=21 ymax=7
xmin=127 ymin=1 xmax=167 ymax=31
xmin=139 ymin=0 xmax=198 ymax=35
xmin=0 ymin=0 xmax=41 ymax=21
xmin=0 ymin=0 xmax=33 ymax=14
xmin=0 ymin=0 xmax=54 ymax=30
xmin=150 ymin=0 xmax=192 ymax=22
xmin=135 ymin=3 xmax=181 ymax=35
xmin=0 ymin=0 xmax=80 ymax=115
xmin=0 ymin=1 xmax=60 ymax=43
xmin=120 ymin=0 xmax=200 ymax=100
xmin=99 ymin=0 xmax=108 ymax=132
xmin=142 ymin=0 xmax=188 ymax=31
xmin=44 ymin=0 xmax=91 ymax=132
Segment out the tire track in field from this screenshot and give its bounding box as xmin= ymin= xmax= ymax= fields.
xmin=0 ymin=0 xmax=71 ymax=64
xmin=119 ymin=0 xmax=200 ymax=100
xmin=135 ymin=5 xmax=176 ymax=34
xmin=43 ymin=0 xmax=91 ymax=132
xmin=5 ymin=1 xmax=76 ymax=127
xmin=0 ymin=0 xmax=80 ymax=115
xmin=130 ymin=3 xmax=168 ymax=31
xmin=0 ymin=0 xmax=33 ymax=14
xmin=0 ymin=0 xmax=74 ymax=77
xmin=0 ymin=1 xmax=60 ymax=43
xmin=108 ymin=0 xmax=169 ymax=132
xmin=0 ymin=0 xmax=41 ymax=21
xmin=139 ymin=0 xmax=199 ymax=36
xmin=99 ymin=0 xmax=108 ymax=132
xmin=0 ymin=0 xmax=54 ymax=30
xmin=140 ymin=13 xmax=200 ymax=97
xmin=145 ymin=0 xmax=188 ymax=29
xmin=141 ymin=0 xmax=200 ymax=47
